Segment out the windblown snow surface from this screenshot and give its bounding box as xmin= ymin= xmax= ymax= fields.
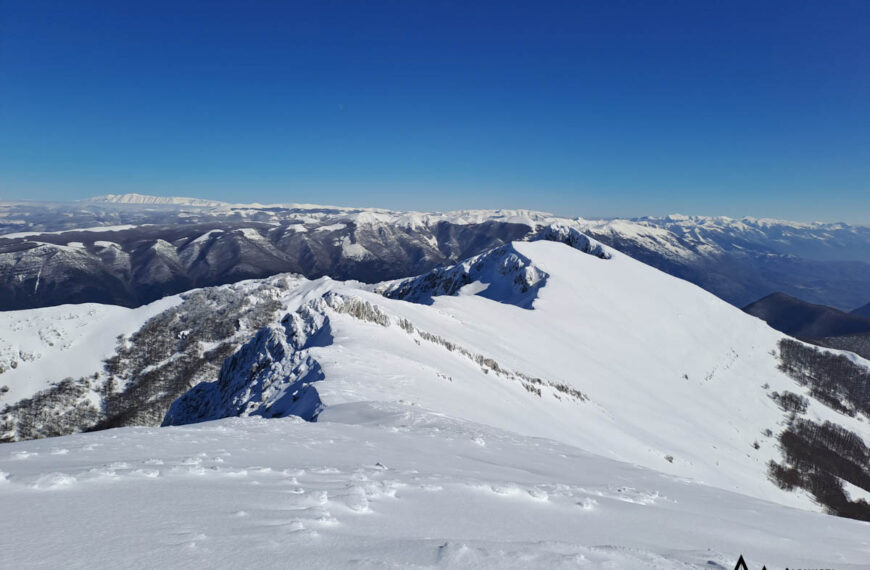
xmin=1 ymin=240 xmax=868 ymax=568
xmin=2 ymin=410 xmax=867 ymax=570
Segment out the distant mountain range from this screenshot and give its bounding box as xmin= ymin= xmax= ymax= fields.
xmin=853 ymin=302 xmax=870 ymax=318
xmin=576 ymin=215 xmax=870 ymax=310
xmin=88 ymin=193 xmax=230 ymax=207
xmin=1 ymin=195 xmax=869 ymax=312
xmin=743 ymin=292 xmax=870 ymax=338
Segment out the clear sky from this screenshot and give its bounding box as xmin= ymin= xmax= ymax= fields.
xmin=1 ymin=1 xmax=868 ymax=222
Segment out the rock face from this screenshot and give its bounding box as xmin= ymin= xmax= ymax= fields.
xmin=380 ymin=244 xmax=549 ymax=309
xmin=163 ymin=302 xmax=331 ymax=425
xmin=380 ymin=227 xmax=609 ymax=309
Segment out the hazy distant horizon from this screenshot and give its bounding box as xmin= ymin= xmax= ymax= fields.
xmin=1 ymin=190 xmax=866 ymax=226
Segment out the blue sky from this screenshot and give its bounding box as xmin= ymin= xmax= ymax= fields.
xmin=1 ymin=1 xmax=868 ymax=222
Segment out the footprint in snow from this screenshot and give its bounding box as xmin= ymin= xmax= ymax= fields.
xmin=527 ymin=488 xmax=549 ymax=501
xmin=343 ymin=485 xmax=370 ymax=513
xmin=88 ymin=466 xmax=121 ymax=479
xmin=11 ymin=450 xmax=37 ymax=460
xmin=576 ymin=498 xmax=597 ymax=511
xmin=488 ymin=484 xmax=519 ymax=496
xmin=130 ymin=469 xmax=160 ymax=478
xmin=285 ymin=520 xmax=307 ymax=533
xmin=30 ymin=472 xmax=76 ymax=490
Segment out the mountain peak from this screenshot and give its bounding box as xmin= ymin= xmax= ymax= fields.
xmin=88 ymin=193 xmax=230 ymax=207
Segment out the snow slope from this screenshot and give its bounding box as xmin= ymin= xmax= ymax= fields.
xmin=166 ymin=240 xmax=870 ymax=512
xmin=0 ymin=296 xmax=181 ymax=404
xmin=2 ymin=238 xmax=869 ymax=568
xmin=1 ymin=409 xmax=867 ymax=570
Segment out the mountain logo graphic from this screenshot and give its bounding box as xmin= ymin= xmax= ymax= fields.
xmin=734 ymin=554 xmax=768 ymax=570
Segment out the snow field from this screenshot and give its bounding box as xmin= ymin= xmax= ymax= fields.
xmin=1 ymin=407 xmax=867 ymax=569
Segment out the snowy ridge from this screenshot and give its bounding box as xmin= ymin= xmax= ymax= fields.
xmin=157 ymin=240 xmax=870 ymax=512
xmin=529 ymin=223 xmax=611 ymax=259
xmin=379 ymin=226 xmax=609 ymax=308
xmin=379 ymin=243 xmax=549 ymax=309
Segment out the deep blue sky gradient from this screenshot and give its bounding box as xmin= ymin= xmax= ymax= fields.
xmin=1 ymin=1 xmax=869 ymax=221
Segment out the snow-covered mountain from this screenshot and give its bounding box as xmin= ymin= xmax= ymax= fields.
xmin=2 ymin=231 xmax=869 ymax=566
xmin=613 ymin=214 xmax=870 ymax=263
xmin=2 ymin=196 xmax=869 ymax=311
xmin=0 ymin=296 xmax=181 ymax=406
xmin=5 ymin=235 xmax=868 ymax=515
xmin=88 ymin=193 xmax=231 ymax=207
xmin=576 ymin=215 xmax=870 ymax=310
xmin=0 ymin=199 xmax=560 ymax=310
xmin=158 ymin=238 xmax=869 ymax=513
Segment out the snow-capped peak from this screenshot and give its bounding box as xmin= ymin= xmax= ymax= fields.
xmin=88 ymin=193 xmax=230 ymax=207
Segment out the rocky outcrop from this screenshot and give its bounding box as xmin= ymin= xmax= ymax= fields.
xmin=163 ymin=302 xmax=331 ymax=426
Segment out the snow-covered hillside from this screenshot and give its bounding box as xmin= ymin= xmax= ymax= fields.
xmin=1 ymin=409 xmax=867 ymax=570
xmin=158 ymin=240 xmax=868 ymax=514
xmin=0 ymin=297 xmax=181 ymax=404
xmin=0 ymin=278 xmax=296 ymax=441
